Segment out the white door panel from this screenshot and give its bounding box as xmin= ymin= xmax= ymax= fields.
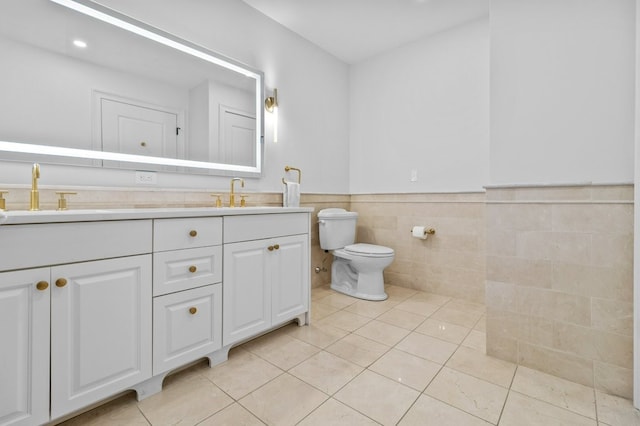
xmin=101 ymin=98 xmax=178 ymax=170
xmin=220 ymin=108 xmax=255 ymax=167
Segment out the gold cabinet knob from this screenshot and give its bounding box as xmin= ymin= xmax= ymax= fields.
xmin=189 ymin=230 xmax=197 ymax=237
xmin=36 ymin=281 xmax=49 ymax=291
xmin=55 ymin=278 xmax=68 ymax=288
xmin=274 ymin=244 xmax=280 ymax=250
xmin=189 ymin=307 xmax=197 ymax=315
xmin=268 ymin=245 xmax=274 ymax=251
xmin=188 ymin=265 xmax=197 ymax=273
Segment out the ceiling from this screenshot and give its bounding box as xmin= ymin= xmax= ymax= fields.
xmin=242 ymin=0 xmax=489 ymax=64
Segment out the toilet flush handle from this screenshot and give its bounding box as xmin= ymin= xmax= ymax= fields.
xmin=318 ymin=220 xmax=326 ymax=225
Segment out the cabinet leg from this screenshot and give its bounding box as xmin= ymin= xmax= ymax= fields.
xmin=208 ymin=346 xmax=231 ymax=367
xmin=295 ymin=312 xmax=308 ymax=327
xmin=132 ymin=374 xmax=166 ymax=401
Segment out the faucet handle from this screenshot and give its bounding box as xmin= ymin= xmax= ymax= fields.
xmin=55 ymin=191 xmax=77 ymax=211
xmin=240 ymin=195 xmax=248 ymax=207
xmin=0 ymin=191 xmax=8 ymax=211
xmin=210 ymin=194 xmax=222 ymax=208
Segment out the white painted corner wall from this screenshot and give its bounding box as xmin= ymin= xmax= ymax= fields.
xmin=349 ymin=18 xmax=490 ymax=194
xmin=490 ymin=0 xmax=635 ymax=186
xmin=349 ymin=0 xmax=635 ymax=193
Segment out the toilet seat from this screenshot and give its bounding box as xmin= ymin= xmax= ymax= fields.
xmin=344 ymin=243 xmax=394 ymax=258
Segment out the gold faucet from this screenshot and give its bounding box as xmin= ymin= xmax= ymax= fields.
xmin=30 ymin=163 xmax=40 ymax=211
xmin=229 ymin=177 xmax=244 ymax=207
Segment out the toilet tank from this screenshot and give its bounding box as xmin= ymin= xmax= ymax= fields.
xmin=317 ymin=208 xmax=358 ymax=250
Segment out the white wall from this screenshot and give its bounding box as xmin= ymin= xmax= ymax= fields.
xmin=490 ymin=0 xmax=636 ymax=186
xmin=0 ymin=0 xmax=350 ymax=194
xmin=349 ymin=18 xmax=490 ymax=194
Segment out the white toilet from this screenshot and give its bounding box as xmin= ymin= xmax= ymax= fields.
xmin=318 ymin=208 xmax=394 ymax=301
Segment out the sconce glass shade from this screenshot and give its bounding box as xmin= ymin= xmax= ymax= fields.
xmin=265 ymin=88 xmax=278 ymax=112
xmin=265 ymin=88 xmax=278 ymax=142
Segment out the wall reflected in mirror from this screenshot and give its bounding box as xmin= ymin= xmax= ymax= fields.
xmin=0 ymin=0 xmax=263 ymax=175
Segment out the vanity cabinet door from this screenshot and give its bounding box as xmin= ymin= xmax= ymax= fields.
xmin=153 ymin=284 xmax=222 ymax=375
xmin=223 ymin=239 xmax=271 ymax=346
xmin=0 ymin=269 xmax=50 ymax=426
xmin=50 ymin=255 xmax=152 ymax=420
xmin=271 ymin=234 xmax=309 ymax=325
xmin=223 ymin=234 xmax=310 ymax=347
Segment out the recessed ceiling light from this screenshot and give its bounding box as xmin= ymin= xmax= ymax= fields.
xmin=73 ymin=39 xmax=87 ymax=48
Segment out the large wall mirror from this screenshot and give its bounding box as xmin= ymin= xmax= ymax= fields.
xmin=0 ymin=0 xmax=264 ymax=175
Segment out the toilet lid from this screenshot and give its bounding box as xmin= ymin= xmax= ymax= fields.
xmin=345 ymin=243 xmax=394 ymax=256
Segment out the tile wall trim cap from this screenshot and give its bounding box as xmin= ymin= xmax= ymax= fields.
xmin=484 ymin=182 xmax=632 ymax=190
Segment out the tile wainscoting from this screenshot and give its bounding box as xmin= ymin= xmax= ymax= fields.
xmin=485 ymin=184 xmax=634 ymax=399
xmin=350 ymin=193 xmax=487 ymax=304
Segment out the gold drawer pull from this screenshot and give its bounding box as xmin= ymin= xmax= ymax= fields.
xmin=189 ymin=307 xmax=197 ymax=315
xmin=189 ymin=230 xmax=197 ymax=237
xmin=55 ymin=278 xmax=67 ymax=288
xmin=189 ymin=265 xmax=197 ymax=273
xmin=36 ymin=281 xmax=49 ymax=291
xmin=274 ymin=244 xmax=280 ymax=250
xmin=268 ymin=245 xmax=274 ymax=251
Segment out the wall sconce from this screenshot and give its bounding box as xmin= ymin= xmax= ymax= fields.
xmin=265 ymin=88 xmax=278 ymax=143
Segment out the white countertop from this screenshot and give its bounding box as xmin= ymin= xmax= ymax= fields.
xmin=0 ymin=206 xmax=314 ymax=225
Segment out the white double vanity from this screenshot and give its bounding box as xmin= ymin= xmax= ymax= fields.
xmin=0 ymin=207 xmax=312 ymax=426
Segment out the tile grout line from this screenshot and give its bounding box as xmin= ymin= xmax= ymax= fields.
xmin=310 ymin=287 xmax=426 ymax=424
xmin=419 ymin=312 xmax=498 ymax=426
xmin=494 ymin=364 xmax=520 ymax=425
xmin=239 ymin=286 xmax=487 ymax=425
xmin=313 ymin=285 xmax=495 ymax=425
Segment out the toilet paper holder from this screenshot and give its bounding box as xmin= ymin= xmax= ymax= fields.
xmin=410 ymin=227 xmax=436 ymax=236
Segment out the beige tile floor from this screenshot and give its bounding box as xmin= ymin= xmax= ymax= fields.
xmin=59 ymin=285 xmax=640 ymax=426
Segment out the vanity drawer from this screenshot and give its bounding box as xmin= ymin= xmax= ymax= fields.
xmin=224 ymin=213 xmax=308 ymax=243
xmin=153 ymin=284 xmax=222 ymax=375
xmin=153 ymin=217 xmax=222 ymax=252
xmin=153 ymin=246 xmax=222 ymax=296
xmin=0 ymin=220 xmax=152 ymax=272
